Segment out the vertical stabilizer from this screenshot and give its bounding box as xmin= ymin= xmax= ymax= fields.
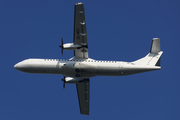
xmin=150 ymin=38 xmax=161 ymax=54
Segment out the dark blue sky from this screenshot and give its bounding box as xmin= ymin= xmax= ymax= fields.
xmin=0 ymin=0 xmax=180 ymax=119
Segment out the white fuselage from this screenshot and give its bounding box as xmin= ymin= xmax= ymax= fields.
xmin=14 ymin=58 xmax=161 ymax=78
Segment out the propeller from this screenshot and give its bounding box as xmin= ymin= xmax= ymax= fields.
xmin=59 ymin=37 xmax=64 ymax=55
xmin=61 ymin=76 xmax=66 ymax=89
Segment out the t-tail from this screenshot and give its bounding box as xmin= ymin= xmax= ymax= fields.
xmin=133 ymin=38 xmax=163 ymax=67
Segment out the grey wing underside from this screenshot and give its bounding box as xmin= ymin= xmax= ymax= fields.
xmin=76 ymin=78 xmax=90 ymax=115
xmin=73 ymin=3 xmax=90 ymax=115
xmin=73 ymin=3 xmax=88 ymax=59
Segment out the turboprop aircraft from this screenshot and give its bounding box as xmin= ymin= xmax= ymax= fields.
xmin=14 ymin=2 xmax=163 ymax=115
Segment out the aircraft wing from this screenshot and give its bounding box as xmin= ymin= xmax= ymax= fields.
xmin=76 ymin=78 xmax=90 ymax=115
xmin=73 ymin=3 xmax=88 ymax=59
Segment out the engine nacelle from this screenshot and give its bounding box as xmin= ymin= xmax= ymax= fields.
xmin=65 ymin=77 xmax=84 ymax=83
xmin=63 ymin=43 xmax=81 ymax=50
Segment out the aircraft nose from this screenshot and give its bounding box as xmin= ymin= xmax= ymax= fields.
xmin=14 ymin=62 xmax=25 ymax=71
xmin=14 ymin=63 xmax=18 ymax=70
xmin=14 ymin=63 xmax=21 ymax=71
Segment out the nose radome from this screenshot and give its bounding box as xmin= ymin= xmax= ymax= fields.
xmin=14 ymin=63 xmax=19 ymax=70
xmin=14 ymin=62 xmax=24 ymax=71
xmin=14 ymin=59 xmax=30 ymax=72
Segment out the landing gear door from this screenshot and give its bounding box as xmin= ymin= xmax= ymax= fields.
xmin=74 ymin=62 xmax=81 ymax=77
xmin=62 ymin=63 xmax=74 ymax=76
xmin=118 ymin=61 xmax=124 ymax=75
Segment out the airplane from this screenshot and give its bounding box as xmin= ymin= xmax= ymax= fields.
xmin=14 ymin=2 xmax=163 ymax=115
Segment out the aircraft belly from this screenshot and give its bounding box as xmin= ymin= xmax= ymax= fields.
xmin=63 ymin=62 xmax=97 ymax=77
xmin=95 ymin=64 xmax=120 ymax=76
xmin=119 ymin=63 xmax=161 ymax=75
xmin=16 ymin=59 xmax=160 ymax=77
xmin=94 ymin=63 xmax=158 ymax=76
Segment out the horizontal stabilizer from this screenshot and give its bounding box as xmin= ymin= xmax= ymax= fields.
xmin=133 ymin=52 xmax=163 ymax=66
xmin=133 ymin=38 xmax=163 ymax=66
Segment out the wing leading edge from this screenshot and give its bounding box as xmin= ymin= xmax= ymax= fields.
xmin=76 ymin=78 xmax=90 ymax=115
xmin=73 ymin=3 xmax=88 ymax=59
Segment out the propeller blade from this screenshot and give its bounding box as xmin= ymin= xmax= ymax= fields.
xmin=61 ymin=48 xmax=63 ymax=55
xmin=61 ymin=76 xmax=66 ymax=89
xmin=59 ymin=37 xmax=64 ymax=55
xmin=63 ymin=80 xmax=65 ymax=88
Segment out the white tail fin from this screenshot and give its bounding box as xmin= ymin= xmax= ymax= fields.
xmin=133 ymin=38 xmax=163 ymax=66
xmin=150 ymin=38 xmax=161 ymax=54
